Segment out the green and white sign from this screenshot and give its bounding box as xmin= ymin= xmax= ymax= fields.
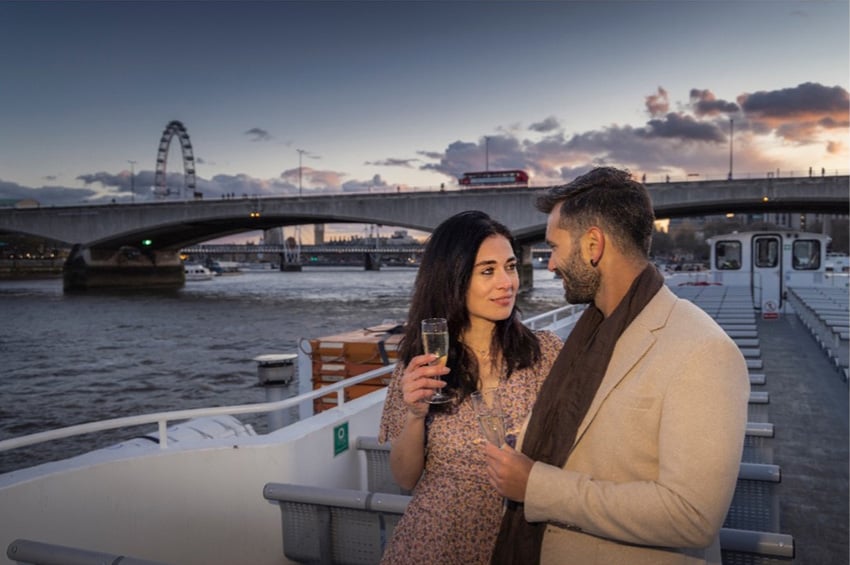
xmin=333 ymin=422 xmax=349 ymax=456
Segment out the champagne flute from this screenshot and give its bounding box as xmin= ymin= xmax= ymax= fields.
xmin=421 ymin=318 xmax=451 ymax=404
xmin=470 ymin=388 xmax=505 ymax=446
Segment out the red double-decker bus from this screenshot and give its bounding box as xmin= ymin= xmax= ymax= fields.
xmin=458 ymin=170 xmax=529 ymax=187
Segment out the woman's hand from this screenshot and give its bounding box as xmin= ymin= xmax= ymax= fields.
xmin=401 ymin=354 xmax=450 ymax=418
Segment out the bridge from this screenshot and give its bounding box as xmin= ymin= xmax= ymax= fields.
xmin=0 ymin=175 xmax=846 ymax=290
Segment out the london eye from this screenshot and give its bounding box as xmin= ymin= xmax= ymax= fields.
xmin=154 ymin=120 xmax=201 ymax=200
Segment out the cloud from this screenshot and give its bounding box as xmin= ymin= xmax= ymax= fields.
xmin=364 ymin=158 xmax=418 ymax=168
xmin=244 ymin=127 xmax=272 ymax=142
xmin=342 ymin=174 xmax=389 ymax=193
xmin=737 ymin=82 xmax=849 ymax=142
xmin=689 ymin=89 xmax=740 ymax=116
xmin=645 ymin=87 xmax=669 ymax=117
xmin=529 ymin=116 xmax=561 ymax=133
xmin=641 ymin=113 xmax=727 ymax=142
xmin=0 ymin=178 xmax=98 ymax=206
xmin=827 ymin=140 xmax=845 ymax=155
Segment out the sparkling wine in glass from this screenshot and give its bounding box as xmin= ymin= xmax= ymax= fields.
xmin=421 ymin=318 xmax=451 ymax=404
xmin=471 ymin=388 xmax=506 ymax=446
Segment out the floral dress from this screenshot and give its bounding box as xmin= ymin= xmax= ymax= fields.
xmin=377 ymin=330 xmax=562 ymax=565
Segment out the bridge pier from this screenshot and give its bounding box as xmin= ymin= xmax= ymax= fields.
xmin=364 ymin=252 xmax=381 ymax=271
xmin=63 ymin=245 xmax=184 ymax=291
xmin=518 ymin=244 xmax=534 ymax=293
xmin=279 ymin=252 xmax=302 ymax=272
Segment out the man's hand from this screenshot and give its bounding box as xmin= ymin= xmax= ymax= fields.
xmin=483 ymin=441 xmax=534 ymax=502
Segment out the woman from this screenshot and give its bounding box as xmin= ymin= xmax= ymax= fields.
xmin=378 ymin=210 xmax=561 ymax=564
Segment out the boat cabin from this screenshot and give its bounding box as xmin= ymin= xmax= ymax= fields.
xmin=690 ymin=231 xmax=839 ymax=316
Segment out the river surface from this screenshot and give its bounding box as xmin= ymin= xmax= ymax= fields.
xmin=0 ymin=267 xmax=565 ymax=473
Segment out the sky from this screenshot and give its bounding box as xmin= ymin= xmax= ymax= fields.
xmin=0 ymin=0 xmax=848 ymax=243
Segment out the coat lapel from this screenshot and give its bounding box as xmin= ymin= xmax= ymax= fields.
xmin=572 ymin=286 xmax=677 ymax=445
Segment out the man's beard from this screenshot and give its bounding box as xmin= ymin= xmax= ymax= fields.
xmin=555 ymin=245 xmax=600 ymax=305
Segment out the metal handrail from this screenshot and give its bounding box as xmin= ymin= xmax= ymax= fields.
xmin=0 ymin=365 xmax=394 ymax=454
xmin=522 ymin=304 xmax=584 ymax=330
xmin=1 ymin=308 xmax=581 ymax=457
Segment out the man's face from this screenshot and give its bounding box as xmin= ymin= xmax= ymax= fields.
xmin=545 ymin=203 xmax=600 ymax=305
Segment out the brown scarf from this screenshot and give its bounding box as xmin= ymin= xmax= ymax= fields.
xmin=491 ymin=264 xmax=664 ymax=564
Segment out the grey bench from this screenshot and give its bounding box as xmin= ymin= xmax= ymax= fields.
xmin=5 ymin=538 xmax=169 ymax=565
xmin=262 ymin=482 xmax=409 ymax=565
xmin=720 ymin=529 xmax=795 ymax=564
xmin=355 ymin=436 xmax=409 ymax=495
xmin=725 ymin=462 xmax=782 ymax=533
xmin=263 ymin=481 xmax=793 ymax=565
xmin=749 ymin=373 xmax=767 ymax=386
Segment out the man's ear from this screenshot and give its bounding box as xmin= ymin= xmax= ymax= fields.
xmin=583 ymin=226 xmax=605 ymax=267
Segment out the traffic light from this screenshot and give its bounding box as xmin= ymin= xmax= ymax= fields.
xmin=142 ymin=239 xmax=153 ymax=246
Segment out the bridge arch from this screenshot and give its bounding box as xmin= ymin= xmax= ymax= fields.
xmin=154 ymin=120 xmax=201 ymax=200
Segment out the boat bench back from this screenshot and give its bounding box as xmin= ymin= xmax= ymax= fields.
xmin=352 ymin=436 xmax=794 ymax=562
xmin=262 ymin=482 xmax=410 ymax=565
xmin=6 ymin=538 xmax=169 ymax=565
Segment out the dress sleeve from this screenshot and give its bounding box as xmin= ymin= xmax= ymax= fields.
xmin=378 ymin=362 xmax=407 ymax=444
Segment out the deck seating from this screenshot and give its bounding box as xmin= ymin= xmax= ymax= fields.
xmin=286 ymin=436 xmax=793 ymax=563
xmin=749 ymin=373 xmax=766 ymax=386
xmin=5 ymin=538 xmax=168 ymax=565
xmin=748 ymin=391 xmax=770 ymax=423
xmin=786 ymin=287 xmax=849 ymax=376
xmin=263 ymin=478 xmax=794 ymax=565
xmin=719 ymin=529 xmax=795 ymax=564
xmin=262 ymin=483 xmax=408 ymax=565
xmin=355 ymin=436 xmax=409 ymax=495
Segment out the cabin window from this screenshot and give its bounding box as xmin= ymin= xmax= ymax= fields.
xmin=754 ymin=239 xmax=779 ymax=268
xmin=792 ymin=240 xmax=821 ymax=270
xmin=715 ymin=240 xmax=742 ymax=270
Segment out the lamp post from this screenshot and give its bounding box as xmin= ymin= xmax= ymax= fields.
xmin=484 ymin=136 xmax=491 ymax=172
xmin=127 ymin=160 xmax=137 ymax=202
xmin=296 ymin=149 xmax=306 ymax=196
xmin=727 ymin=119 xmax=733 ymax=181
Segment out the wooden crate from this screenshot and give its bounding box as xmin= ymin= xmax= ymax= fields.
xmin=309 ymin=324 xmax=403 ymax=412
xmin=313 ymin=383 xmax=385 ymax=413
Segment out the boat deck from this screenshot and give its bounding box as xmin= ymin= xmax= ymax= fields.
xmin=756 ymin=314 xmax=849 ymax=564
xmin=670 ymin=284 xmax=848 ymax=564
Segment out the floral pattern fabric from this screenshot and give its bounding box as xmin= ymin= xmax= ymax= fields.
xmin=378 ymin=330 xmax=562 ymax=565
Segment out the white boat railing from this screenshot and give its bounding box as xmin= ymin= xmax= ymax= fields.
xmin=522 ymin=304 xmax=584 ymax=330
xmin=0 ymin=366 xmax=393 ymax=455
xmin=0 ymin=307 xmax=582 ymax=461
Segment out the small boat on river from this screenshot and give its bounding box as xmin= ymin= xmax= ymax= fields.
xmin=183 ymin=263 xmax=214 ymax=281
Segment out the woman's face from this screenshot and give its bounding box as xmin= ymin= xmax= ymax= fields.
xmin=465 ymin=234 xmax=519 ymax=326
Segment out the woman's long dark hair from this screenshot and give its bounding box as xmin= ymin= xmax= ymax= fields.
xmin=399 ymin=210 xmax=542 ymax=406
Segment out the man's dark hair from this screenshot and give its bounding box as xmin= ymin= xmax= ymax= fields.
xmin=536 ymin=167 xmax=654 ymax=257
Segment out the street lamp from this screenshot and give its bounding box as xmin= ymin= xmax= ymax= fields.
xmin=727 ymin=119 xmax=733 ymax=181
xmin=127 ymin=160 xmax=137 ymax=202
xmin=296 ymin=149 xmax=306 ymax=196
xmin=484 ymin=136 xmax=491 ymax=172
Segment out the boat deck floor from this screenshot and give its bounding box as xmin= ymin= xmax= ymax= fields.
xmin=758 ymin=314 xmax=849 ymax=564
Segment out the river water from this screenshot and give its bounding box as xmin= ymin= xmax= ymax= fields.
xmin=0 ymin=267 xmax=565 ymax=473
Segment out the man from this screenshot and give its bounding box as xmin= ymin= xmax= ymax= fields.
xmin=484 ymin=167 xmax=749 ymax=565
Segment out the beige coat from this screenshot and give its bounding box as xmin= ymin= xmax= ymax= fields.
xmin=520 ymin=286 xmax=750 ymax=565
